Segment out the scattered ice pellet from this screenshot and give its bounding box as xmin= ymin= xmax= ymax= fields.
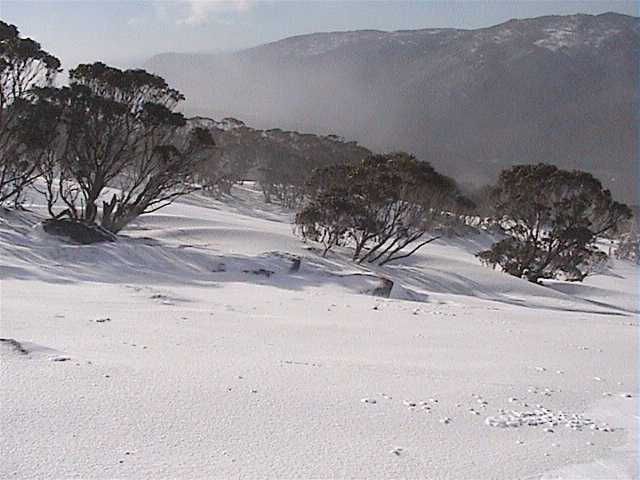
xmin=361 ymin=398 xmax=377 ymax=404
xmin=508 ymin=397 xmax=517 ymax=403
xmin=403 ymin=400 xmax=417 ymax=407
xmin=516 ymin=440 xmax=524 ymax=445
xmin=440 ymin=417 xmax=452 ymax=424
xmin=556 ymin=370 xmax=564 ymax=374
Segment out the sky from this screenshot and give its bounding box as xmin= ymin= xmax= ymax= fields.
xmin=1 ymin=0 xmax=637 ymax=69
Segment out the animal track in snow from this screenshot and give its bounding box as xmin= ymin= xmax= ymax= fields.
xmin=485 ymin=406 xmax=615 ymax=433
xmin=50 ymin=356 xmax=71 ymax=362
xmin=390 ymin=447 xmax=403 ymax=456
xmin=282 ymin=360 xmax=322 ymax=367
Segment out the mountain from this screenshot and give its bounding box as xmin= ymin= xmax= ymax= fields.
xmin=145 ymin=13 xmax=639 ymax=203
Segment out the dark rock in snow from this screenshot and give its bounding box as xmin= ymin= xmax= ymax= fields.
xmin=0 ymin=338 xmax=28 ymax=355
xmin=42 ymin=219 xmax=117 ymax=244
xmin=372 ymin=277 xmax=394 ymax=298
xmin=243 ymin=268 xmax=274 ymax=278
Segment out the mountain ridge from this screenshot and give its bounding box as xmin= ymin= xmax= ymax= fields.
xmin=145 ymin=12 xmax=638 ymax=202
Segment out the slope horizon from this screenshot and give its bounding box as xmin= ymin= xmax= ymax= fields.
xmin=145 ymin=11 xmax=638 ymax=62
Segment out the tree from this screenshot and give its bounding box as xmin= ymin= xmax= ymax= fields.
xmin=34 ymin=62 xmax=216 ymax=233
xmin=477 ymin=164 xmax=632 ymax=283
xmin=296 ymin=152 xmax=467 ymax=265
xmin=0 ymin=21 xmax=60 ymax=206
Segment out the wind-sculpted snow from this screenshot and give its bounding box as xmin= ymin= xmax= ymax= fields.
xmin=0 ymin=184 xmax=637 ymax=479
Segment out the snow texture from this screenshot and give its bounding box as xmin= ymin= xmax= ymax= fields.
xmin=0 ymin=183 xmax=637 ymax=479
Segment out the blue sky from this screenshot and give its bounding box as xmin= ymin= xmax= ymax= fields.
xmin=1 ymin=1 xmax=636 ymax=69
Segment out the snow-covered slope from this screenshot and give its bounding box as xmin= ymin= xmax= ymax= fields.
xmin=1 ymin=185 xmax=637 ymax=479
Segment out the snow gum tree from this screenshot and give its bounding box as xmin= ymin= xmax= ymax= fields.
xmin=0 ymin=20 xmax=60 ymax=206
xmin=296 ymin=152 xmax=468 ymax=265
xmin=478 ymin=164 xmax=632 ymax=283
xmin=33 ymin=62 xmax=216 ymax=233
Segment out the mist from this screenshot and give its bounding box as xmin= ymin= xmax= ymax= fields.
xmin=144 ymin=13 xmax=638 ymax=204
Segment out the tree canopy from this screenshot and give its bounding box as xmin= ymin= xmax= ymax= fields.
xmin=478 ymin=164 xmax=632 ymax=282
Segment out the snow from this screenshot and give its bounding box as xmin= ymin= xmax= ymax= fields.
xmin=1 ymin=183 xmax=637 ymax=479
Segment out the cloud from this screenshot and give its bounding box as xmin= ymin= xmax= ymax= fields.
xmin=179 ymin=0 xmax=253 ymax=26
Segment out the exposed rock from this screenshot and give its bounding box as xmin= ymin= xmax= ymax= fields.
xmin=42 ymin=219 xmax=117 ymax=245
xmin=0 ymin=338 xmax=28 ymax=355
xmin=372 ymin=277 xmax=394 ymax=298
